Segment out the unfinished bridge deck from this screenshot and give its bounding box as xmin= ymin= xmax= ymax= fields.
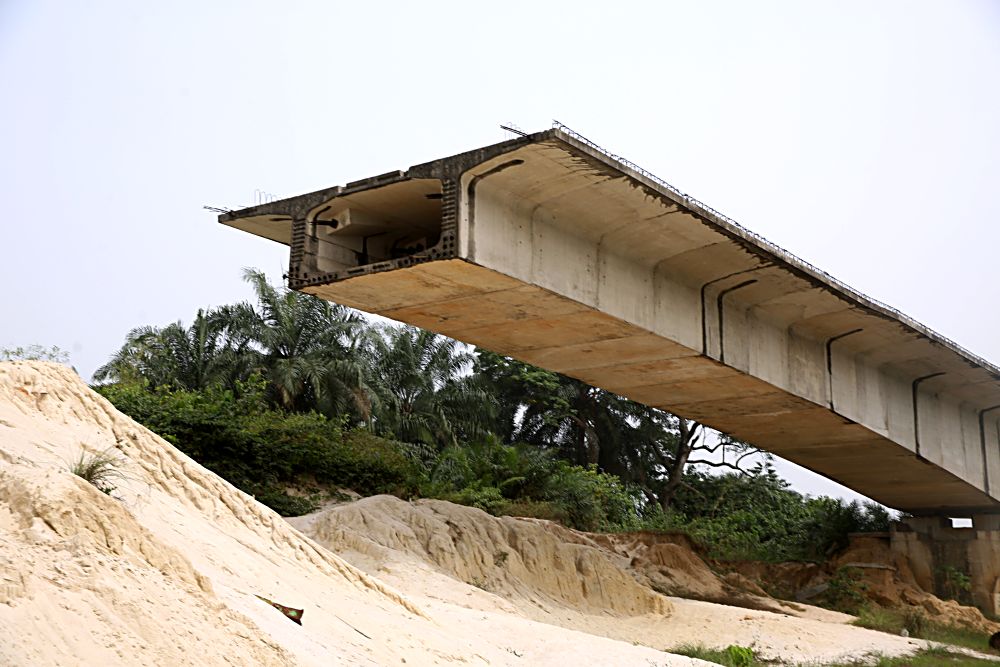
xmin=221 ymin=128 xmax=1000 ymax=515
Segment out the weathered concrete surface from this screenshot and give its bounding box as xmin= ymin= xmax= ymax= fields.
xmin=220 ymin=129 xmax=1000 ymax=515
xmin=893 ymin=517 xmax=1000 ymax=615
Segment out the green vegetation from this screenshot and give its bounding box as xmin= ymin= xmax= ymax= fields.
xmin=2 ymin=344 xmax=70 ymax=363
xmin=828 ymin=646 xmax=998 ymax=666
xmin=854 ymin=606 xmax=998 ymax=655
xmin=91 ymin=269 xmax=892 ymax=554
xmin=940 ymin=565 xmax=974 ymax=603
xmin=98 ymin=378 xmax=419 ymax=515
xmin=669 ymin=644 xmax=759 ymax=666
xmin=96 ymin=377 xmax=635 ymax=525
xmin=70 ymin=447 xmax=124 ymax=495
xmin=819 ymin=566 xmax=869 ymax=614
xmin=636 ymin=470 xmax=891 ymax=562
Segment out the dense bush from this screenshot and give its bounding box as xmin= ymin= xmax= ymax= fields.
xmin=96 ymin=379 xmax=636 ymax=528
xmin=422 ymin=437 xmax=640 ymax=531
xmin=97 ymin=379 xmax=419 ymax=514
xmin=546 ymin=464 xmax=640 ymax=531
xmin=638 ymin=466 xmax=892 ymax=562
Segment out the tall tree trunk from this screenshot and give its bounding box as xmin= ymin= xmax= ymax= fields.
xmin=567 ymin=413 xmax=599 ymax=466
xmin=659 ymin=419 xmax=697 ymax=512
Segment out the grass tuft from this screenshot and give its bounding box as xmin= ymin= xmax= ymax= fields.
xmin=668 ymin=643 xmax=758 ymax=666
xmin=829 ymin=646 xmax=999 ymax=666
xmin=70 ymin=447 xmax=124 ymax=496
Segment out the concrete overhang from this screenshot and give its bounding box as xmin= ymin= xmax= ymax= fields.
xmin=220 ymin=127 xmax=1000 ymax=514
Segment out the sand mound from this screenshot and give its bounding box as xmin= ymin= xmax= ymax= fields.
xmin=302 ymin=499 xmax=748 ymax=613
xmin=297 ymin=495 xmax=669 ymax=617
xmin=0 ymin=362 xmax=708 ymax=666
xmin=0 ymin=455 xmax=295 ymax=666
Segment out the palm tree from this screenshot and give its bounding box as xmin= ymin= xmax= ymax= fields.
xmin=515 ymin=378 xmax=627 ymax=467
xmin=367 ymin=326 xmax=494 ymax=447
xmin=94 ymin=309 xmax=238 ymax=390
xmin=237 ymin=268 xmax=370 ymax=418
xmin=96 ymin=270 xmax=372 ymax=419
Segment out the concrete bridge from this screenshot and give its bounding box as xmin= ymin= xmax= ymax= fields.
xmin=220 ymin=127 xmax=1000 ymax=519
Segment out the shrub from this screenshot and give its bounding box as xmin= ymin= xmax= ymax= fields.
xmin=97 ymin=380 xmax=422 ymax=515
xmin=854 ymin=606 xmax=996 ymax=655
xmin=669 ymin=643 xmax=759 ymax=666
xmin=939 ymin=565 xmax=972 ymax=602
xmin=454 ymin=485 xmax=507 ymax=515
xmin=854 ymin=605 xmax=903 ymax=634
xmin=254 ymin=488 xmax=320 ymax=516
xmin=411 ymin=438 xmax=639 ymax=531
xmin=546 ymin=464 xmax=640 ymax=531
xmin=725 ymin=645 xmax=757 ymax=667
xmin=854 ymin=605 xmax=928 ymax=639
xmin=802 ymin=497 xmax=892 ymax=556
xmin=331 ymin=430 xmax=420 ymax=496
xmin=822 ymin=566 xmax=868 ymax=614
xmin=643 ymin=468 xmax=894 ymax=563
xmin=501 ymin=499 xmax=564 ymax=522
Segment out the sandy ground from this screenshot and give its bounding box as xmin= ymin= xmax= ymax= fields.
xmin=0 ymin=361 xmax=985 ymax=666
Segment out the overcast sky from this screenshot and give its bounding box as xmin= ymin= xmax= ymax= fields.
xmin=3 ymin=1 xmax=998 ymax=506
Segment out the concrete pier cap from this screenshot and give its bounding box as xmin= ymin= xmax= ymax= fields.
xmin=220 ymin=122 xmax=1000 ymax=518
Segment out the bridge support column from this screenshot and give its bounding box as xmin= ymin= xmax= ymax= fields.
xmin=890 ymin=516 xmax=1000 ymax=615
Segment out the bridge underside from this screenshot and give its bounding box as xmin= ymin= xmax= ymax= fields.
xmin=221 ymin=128 xmax=1000 ymax=515
xmin=303 ymin=260 xmax=992 ymax=513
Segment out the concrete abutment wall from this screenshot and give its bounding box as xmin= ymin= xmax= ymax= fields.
xmin=893 ymin=516 xmax=1000 ymax=615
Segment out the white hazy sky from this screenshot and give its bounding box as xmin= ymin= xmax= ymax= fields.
xmin=3 ymin=1 xmax=999 ymax=507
